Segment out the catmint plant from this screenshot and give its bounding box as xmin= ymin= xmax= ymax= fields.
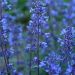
xmin=26 ymin=0 xmax=49 ymax=75
xmin=0 ymin=0 xmax=11 ymax=74
xmin=39 ymin=51 xmax=61 ymax=75
xmin=60 ymin=1 xmax=74 ymax=74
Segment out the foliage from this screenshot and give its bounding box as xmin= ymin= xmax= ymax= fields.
xmin=0 ymin=0 xmax=75 ymax=75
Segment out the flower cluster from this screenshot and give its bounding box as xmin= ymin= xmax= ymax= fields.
xmin=0 ymin=0 xmax=75 ymax=75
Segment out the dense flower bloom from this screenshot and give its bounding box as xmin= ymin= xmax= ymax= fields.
xmin=0 ymin=0 xmax=75 ymax=75
xmin=25 ymin=0 xmax=50 ymax=75
xmin=40 ymin=51 xmax=61 ymax=74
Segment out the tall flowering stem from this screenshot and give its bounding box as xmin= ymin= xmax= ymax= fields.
xmin=64 ymin=0 xmax=73 ymax=62
xmin=61 ymin=1 xmax=73 ymax=74
xmin=64 ymin=3 xmax=72 ymax=51
xmin=26 ymin=0 xmax=49 ymax=75
xmin=64 ymin=26 xmax=72 ymax=51
xmin=0 ymin=0 xmax=10 ymax=75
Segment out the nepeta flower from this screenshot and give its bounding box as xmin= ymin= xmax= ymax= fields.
xmin=64 ymin=26 xmax=73 ymax=51
xmin=26 ymin=0 xmax=49 ymax=75
xmin=40 ymin=51 xmax=61 ymax=75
